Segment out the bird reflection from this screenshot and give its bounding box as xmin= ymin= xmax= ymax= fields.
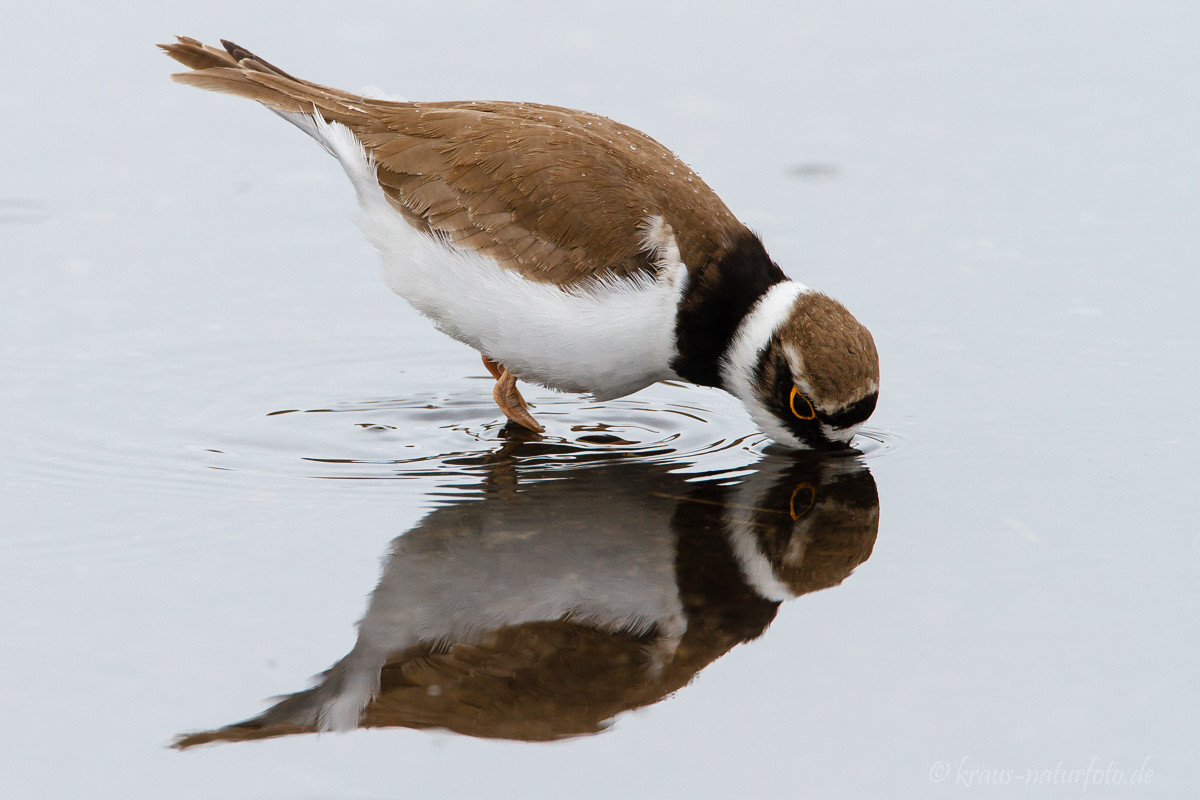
xmin=176 ymin=448 xmax=879 ymax=747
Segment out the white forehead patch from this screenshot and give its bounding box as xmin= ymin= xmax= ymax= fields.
xmin=822 ymin=420 xmax=863 ymax=443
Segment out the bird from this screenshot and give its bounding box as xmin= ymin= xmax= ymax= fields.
xmin=160 ymin=37 xmax=879 ymax=449
xmin=173 ymin=453 xmax=879 ymax=745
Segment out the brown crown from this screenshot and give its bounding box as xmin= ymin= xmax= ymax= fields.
xmin=778 ymin=292 xmax=879 ymax=409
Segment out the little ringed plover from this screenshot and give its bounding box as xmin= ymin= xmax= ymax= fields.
xmin=161 ymin=37 xmax=879 ymax=449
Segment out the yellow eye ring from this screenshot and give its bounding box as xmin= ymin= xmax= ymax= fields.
xmin=789 ymin=386 xmax=816 ymax=420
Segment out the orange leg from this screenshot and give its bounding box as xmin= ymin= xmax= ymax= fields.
xmin=481 ymin=354 xmax=504 ymax=380
xmin=481 ymin=354 xmax=544 ymax=433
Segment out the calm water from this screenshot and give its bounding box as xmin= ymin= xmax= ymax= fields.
xmin=3 ymin=2 xmax=1197 ymax=797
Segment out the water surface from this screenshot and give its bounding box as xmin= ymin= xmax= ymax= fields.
xmin=2 ymin=2 xmax=1197 ymax=798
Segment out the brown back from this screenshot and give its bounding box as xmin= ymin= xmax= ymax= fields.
xmin=162 ymin=37 xmax=750 ymax=286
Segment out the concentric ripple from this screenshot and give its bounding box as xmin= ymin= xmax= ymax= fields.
xmin=4 ymin=333 xmax=900 ymax=512
xmin=197 ymin=379 xmax=776 ymax=481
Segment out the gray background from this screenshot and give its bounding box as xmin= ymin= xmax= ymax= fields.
xmin=2 ymin=1 xmax=1197 ymax=797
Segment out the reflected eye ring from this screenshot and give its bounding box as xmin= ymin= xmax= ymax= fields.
xmin=789 ymin=484 xmax=816 ymax=520
xmin=789 ymin=387 xmax=816 ymax=420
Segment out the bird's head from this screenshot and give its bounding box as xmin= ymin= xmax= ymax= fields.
xmin=723 ymin=285 xmax=879 ymax=450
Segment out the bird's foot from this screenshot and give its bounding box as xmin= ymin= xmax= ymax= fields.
xmin=484 ymin=355 xmax=544 ymax=433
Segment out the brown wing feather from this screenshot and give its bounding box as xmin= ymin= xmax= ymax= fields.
xmin=160 ymin=37 xmax=749 ymax=285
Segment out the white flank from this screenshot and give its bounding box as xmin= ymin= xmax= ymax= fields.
xmin=309 ymin=489 xmax=687 ymax=730
xmin=719 ymin=281 xmax=809 ymax=449
xmin=285 ymin=113 xmax=687 ymax=400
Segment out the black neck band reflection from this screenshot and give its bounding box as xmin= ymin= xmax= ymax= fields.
xmin=176 ymin=450 xmax=879 ymax=747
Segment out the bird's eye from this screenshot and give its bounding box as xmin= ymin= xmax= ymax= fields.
xmin=789 ymin=386 xmax=816 ymax=420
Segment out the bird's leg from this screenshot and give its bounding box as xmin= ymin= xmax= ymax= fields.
xmin=482 ymin=354 xmax=544 ymax=433
xmin=481 ymin=354 xmax=504 ymax=381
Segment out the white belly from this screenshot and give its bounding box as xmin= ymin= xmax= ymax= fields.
xmin=306 ymin=114 xmax=686 ymax=400
xmin=376 ymin=233 xmax=686 ymax=399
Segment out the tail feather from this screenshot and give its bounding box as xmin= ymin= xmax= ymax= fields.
xmin=217 ymin=38 xmax=304 ymax=82
xmin=157 ymin=36 xmax=240 ymax=71
xmin=159 ymin=36 xmax=377 ymax=125
xmin=159 ymin=36 xmax=300 ymax=82
xmin=169 ymin=69 xmax=317 ymax=114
